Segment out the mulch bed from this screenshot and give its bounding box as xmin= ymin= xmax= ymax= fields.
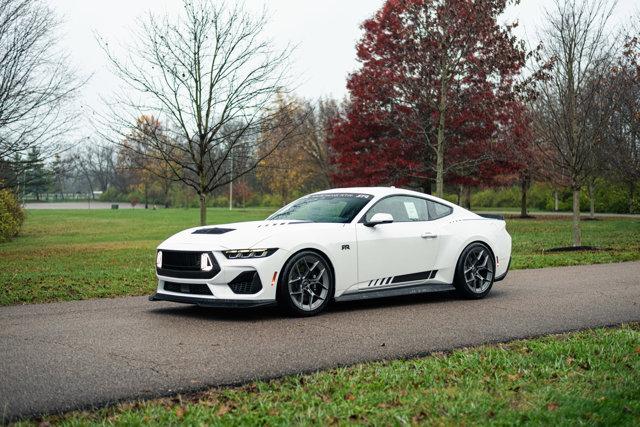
xmin=544 ymin=246 xmax=601 ymax=253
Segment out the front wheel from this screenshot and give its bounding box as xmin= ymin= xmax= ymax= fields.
xmin=278 ymin=251 xmax=333 ymax=316
xmin=453 ymin=243 xmax=495 ymax=299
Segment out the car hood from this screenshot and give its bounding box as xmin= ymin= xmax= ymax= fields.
xmin=158 ymin=220 xmax=325 ymax=251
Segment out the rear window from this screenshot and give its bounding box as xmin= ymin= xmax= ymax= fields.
xmin=426 ymin=200 xmax=453 ymax=220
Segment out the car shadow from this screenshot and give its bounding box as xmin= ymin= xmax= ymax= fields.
xmin=147 ymin=288 xmax=505 ymax=322
xmin=148 ymin=304 xmax=282 ymax=321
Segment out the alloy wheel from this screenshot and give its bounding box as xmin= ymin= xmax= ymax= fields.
xmin=463 ymin=247 xmax=494 ymax=293
xmin=287 ymin=254 xmax=330 ymax=312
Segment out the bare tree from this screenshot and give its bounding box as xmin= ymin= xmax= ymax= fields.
xmin=99 ymin=0 xmax=297 ymax=225
xmin=0 ymin=0 xmax=80 ymax=189
xmin=72 ymin=144 xmax=119 ymax=199
xmin=299 ymin=98 xmax=339 ymax=189
xmin=603 ymin=32 xmax=640 ymax=213
xmin=532 ymin=0 xmax=617 ymax=246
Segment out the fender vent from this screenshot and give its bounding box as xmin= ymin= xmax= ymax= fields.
xmin=228 ymin=271 xmax=262 ymax=294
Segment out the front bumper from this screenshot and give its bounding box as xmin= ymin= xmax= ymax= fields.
xmin=149 ymin=292 xmax=276 ymax=308
xmin=151 ymin=247 xmax=289 ymax=305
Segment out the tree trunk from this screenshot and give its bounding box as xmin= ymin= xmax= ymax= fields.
xmin=435 ymin=75 xmax=448 ymax=198
xmin=435 ymin=131 xmax=445 ymax=198
xmin=456 ymin=184 xmax=462 ymax=206
xmin=520 ymin=174 xmax=529 ymax=218
xmin=163 ymin=180 xmax=170 ymax=208
xmin=199 ymin=193 xmax=207 ymax=226
xmin=421 ymin=179 xmax=432 ymax=195
xmin=144 ymin=181 xmax=149 ymax=209
xmin=588 ymin=181 xmax=595 ymax=219
xmin=628 ymin=182 xmax=635 ymax=214
xmin=572 ymin=187 xmax=581 ymax=247
xmin=462 ymin=185 xmax=471 ymax=210
xmin=554 ymin=191 xmax=559 ymax=211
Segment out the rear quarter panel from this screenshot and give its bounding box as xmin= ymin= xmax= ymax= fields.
xmin=435 ymin=218 xmax=511 ymax=283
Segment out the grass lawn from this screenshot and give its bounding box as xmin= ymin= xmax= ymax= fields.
xmin=17 ymin=324 xmax=640 ymax=426
xmin=0 ymin=208 xmax=639 ymax=306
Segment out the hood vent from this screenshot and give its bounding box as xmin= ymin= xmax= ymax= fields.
xmin=192 ymin=227 xmax=235 ymax=235
xmin=256 ymin=221 xmax=312 ymax=228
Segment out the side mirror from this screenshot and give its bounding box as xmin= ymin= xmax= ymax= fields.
xmin=364 ymin=212 xmax=394 ymax=227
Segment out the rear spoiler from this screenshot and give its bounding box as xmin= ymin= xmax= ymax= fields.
xmin=477 ymin=213 xmax=505 ymax=220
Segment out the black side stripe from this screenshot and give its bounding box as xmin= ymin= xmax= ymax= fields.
xmin=368 ymin=271 xmax=438 ymax=287
xmin=392 ymin=271 xmax=431 ymax=284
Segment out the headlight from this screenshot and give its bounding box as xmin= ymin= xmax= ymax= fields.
xmin=156 ymin=251 xmax=162 ymax=268
xmin=222 ymin=248 xmax=278 ymax=259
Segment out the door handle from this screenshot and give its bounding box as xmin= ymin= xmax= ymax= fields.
xmin=421 ymin=232 xmax=437 ymax=239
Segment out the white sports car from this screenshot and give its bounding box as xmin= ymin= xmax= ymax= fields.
xmin=150 ymin=187 xmax=512 ymax=316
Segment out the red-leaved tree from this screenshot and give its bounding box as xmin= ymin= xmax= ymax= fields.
xmin=330 ymin=0 xmax=528 ymax=197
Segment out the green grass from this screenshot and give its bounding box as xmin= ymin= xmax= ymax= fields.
xmin=0 ymin=209 xmax=638 ymax=306
xmin=18 ymin=324 xmax=640 ymax=426
xmin=0 ymin=208 xmax=271 ymax=306
xmin=509 ymin=216 xmax=640 ymax=269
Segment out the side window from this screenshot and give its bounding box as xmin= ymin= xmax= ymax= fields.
xmin=364 ymin=196 xmax=429 ymax=223
xmin=426 ymin=199 xmax=453 ymax=220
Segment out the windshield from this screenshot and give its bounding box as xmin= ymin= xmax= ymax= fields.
xmin=267 ymin=193 xmax=373 ymax=223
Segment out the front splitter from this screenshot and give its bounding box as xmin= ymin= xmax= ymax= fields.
xmin=149 ymin=292 xmax=277 ymax=308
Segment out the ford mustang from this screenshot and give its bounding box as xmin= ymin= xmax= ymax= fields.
xmin=149 ymin=187 xmax=512 ymax=316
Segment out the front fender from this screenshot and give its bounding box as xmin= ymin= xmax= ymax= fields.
xmin=256 ymin=224 xmax=358 ymax=297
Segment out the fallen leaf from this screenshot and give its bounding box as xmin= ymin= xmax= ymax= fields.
xmin=411 ymin=412 xmax=427 ymax=423
xmin=345 ymin=393 xmax=356 ymax=401
xmin=175 ymin=406 xmax=187 ymax=418
xmin=547 ymin=402 xmax=559 ymax=411
xmin=217 ymin=404 xmax=232 ymax=416
xmin=507 ymin=373 xmax=522 ymax=381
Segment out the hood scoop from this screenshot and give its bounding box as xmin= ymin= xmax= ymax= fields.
xmin=192 ymin=227 xmax=235 ymax=235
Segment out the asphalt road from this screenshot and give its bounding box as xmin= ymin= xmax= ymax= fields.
xmin=1 ymin=262 xmax=639 ymax=422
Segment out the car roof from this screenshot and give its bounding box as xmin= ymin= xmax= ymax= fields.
xmin=313 ymin=187 xmax=455 ymax=206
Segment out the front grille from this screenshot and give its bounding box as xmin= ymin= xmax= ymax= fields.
xmin=163 ymin=251 xmax=200 ymax=270
xmin=228 ymin=271 xmax=262 ymax=294
xmin=164 ymin=282 xmax=212 ymax=295
xmin=157 ymin=251 xmax=220 ymax=279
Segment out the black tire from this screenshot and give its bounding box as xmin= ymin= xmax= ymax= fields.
xmin=453 ymin=242 xmax=495 ymax=299
xmin=277 ymin=250 xmax=334 ymax=316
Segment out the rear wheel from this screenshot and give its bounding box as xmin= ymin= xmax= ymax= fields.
xmin=453 ymin=243 xmax=495 ymax=299
xmin=278 ymin=251 xmax=333 ymax=316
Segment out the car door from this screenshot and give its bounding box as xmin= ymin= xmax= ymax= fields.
xmin=355 ymin=195 xmax=440 ymax=288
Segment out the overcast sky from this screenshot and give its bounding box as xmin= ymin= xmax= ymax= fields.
xmin=47 ymin=0 xmax=638 ymax=141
